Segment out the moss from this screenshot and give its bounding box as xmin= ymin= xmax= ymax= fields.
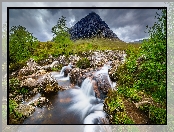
xmin=76 ymin=57 xmax=90 ymax=69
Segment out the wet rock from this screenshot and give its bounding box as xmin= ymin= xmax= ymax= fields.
xmin=14 ymin=104 xmax=35 ymax=118
xmin=38 ymin=73 xmax=63 ymax=93
xmin=18 ymin=58 xmax=40 ymax=76
xmin=108 ymin=59 xmax=122 ymax=82
xmin=20 ymin=78 xmax=38 ymax=88
xmin=29 ymin=97 xmax=49 ymax=107
xmin=69 ymin=68 xmax=81 ymax=85
xmin=35 ymin=69 xmax=47 ymax=76
xmin=13 ymin=95 xmax=23 ymax=103
xmin=93 ymin=74 xmax=112 ymax=100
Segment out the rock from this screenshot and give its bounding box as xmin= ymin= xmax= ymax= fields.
xmin=20 ymin=78 xmax=38 ymax=88
xmin=92 ymin=74 xmax=112 ymax=100
xmin=14 ymin=104 xmax=35 ymax=118
xmin=38 ymin=73 xmax=63 ymax=93
xmin=29 ymin=97 xmax=49 ymax=107
xmin=18 ymin=58 xmax=40 ymax=76
xmin=108 ymin=59 xmax=122 ymax=82
xmin=134 ymin=98 xmax=153 ymax=108
xmin=13 ymin=95 xmax=23 ymax=103
xmin=69 ymin=68 xmax=81 ymax=85
xmin=136 ymin=54 xmax=146 ymax=65
xmin=50 ymin=61 xmax=59 ymax=68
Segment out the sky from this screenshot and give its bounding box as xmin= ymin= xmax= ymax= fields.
xmin=3 ymin=2 xmax=167 ymax=42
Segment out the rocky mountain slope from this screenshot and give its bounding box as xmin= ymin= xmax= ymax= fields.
xmin=69 ymin=12 xmax=120 ymax=41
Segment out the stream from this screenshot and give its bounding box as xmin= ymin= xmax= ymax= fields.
xmin=22 ymin=63 xmax=115 ymax=125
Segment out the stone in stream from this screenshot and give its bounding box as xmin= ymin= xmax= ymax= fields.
xmin=14 ymin=104 xmax=35 ymax=118
xmin=38 ymin=73 xmax=63 ymax=93
xmin=92 ymin=74 xmax=112 ymax=100
xmin=20 ymin=78 xmax=38 ymax=88
xmin=29 ymin=97 xmax=49 ymax=107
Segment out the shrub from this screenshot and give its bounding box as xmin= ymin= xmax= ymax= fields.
xmin=104 ymin=9 xmax=166 ymax=124
xmin=76 ymin=57 xmax=90 ymax=69
xmin=51 ymin=16 xmax=73 ymax=57
xmin=9 ymin=99 xmax=18 ymax=114
xmin=149 ymin=106 xmax=166 ymax=124
xmin=9 ymin=25 xmax=38 ymax=64
xmin=104 ymin=90 xmax=134 ymax=124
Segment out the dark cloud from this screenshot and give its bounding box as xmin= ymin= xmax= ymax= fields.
xmin=9 ymin=8 xmax=162 ymax=42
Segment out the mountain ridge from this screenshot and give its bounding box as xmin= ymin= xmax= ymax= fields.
xmin=69 ymin=12 xmax=120 ymax=41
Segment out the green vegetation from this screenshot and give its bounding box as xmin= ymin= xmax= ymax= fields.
xmin=9 ymin=25 xmax=38 ymax=71
xmin=9 ymin=78 xmax=20 ymax=92
xmin=73 ymin=37 xmax=141 ymax=51
xmin=104 ymin=90 xmax=134 ymax=124
xmin=9 ymin=78 xmax=30 ymax=95
xmin=9 ymin=99 xmax=18 ymax=114
xmin=104 ymin=9 xmax=166 ymax=124
xmin=51 ymin=16 xmax=73 ymax=56
xmin=9 ymin=99 xmax=25 ymax=124
xmin=8 ymin=9 xmax=166 ymax=125
xmin=16 ymin=87 xmax=29 ymax=95
xmin=76 ymin=57 xmax=90 ymax=69
xmin=149 ymin=105 xmax=166 ymax=124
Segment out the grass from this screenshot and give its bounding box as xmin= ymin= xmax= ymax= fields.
xmin=73 ymin=37 xmax=141 ymax=51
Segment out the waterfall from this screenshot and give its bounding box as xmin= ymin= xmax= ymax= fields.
xmin=80 ymin=77 xmax=95 ymax=97
xmin=54 ymin=64 xmax=72 ymax=78
xmin=60 ymin=66 xmax=66 ymax=75
xmin=59 ymin=74 xmax=70 ymax=81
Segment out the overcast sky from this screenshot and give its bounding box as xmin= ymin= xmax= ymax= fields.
xmin=3 ymin=2 xmax=167 ymax=42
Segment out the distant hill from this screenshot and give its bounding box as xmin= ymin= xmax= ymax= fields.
xmin=69 ymin=12 xmax=120 ymax=41
xmin=129 ymin=39 xmax=149 ymax=44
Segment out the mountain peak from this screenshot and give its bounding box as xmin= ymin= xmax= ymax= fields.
xmin=69 ymin=12 xmax=120 ymax=40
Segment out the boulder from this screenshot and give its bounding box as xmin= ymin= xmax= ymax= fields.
xmin=18 ymin=58 xmax=40 ymax=76
xmin=38 ymin=73 xmax=63 ymax=93
xmin=20 ymin=78 xmax=38 ymax=88
xmin=14 ymin=104 xmax=35 ymax=118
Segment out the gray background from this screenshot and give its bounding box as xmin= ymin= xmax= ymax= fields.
xmin=1 ymin=1 xmax=173 ymax=132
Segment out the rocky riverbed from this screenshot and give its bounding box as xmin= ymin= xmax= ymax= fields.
xmin=9 ymin=50 xmax=127 ymax=124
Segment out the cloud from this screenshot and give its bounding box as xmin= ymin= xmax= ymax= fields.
xmin=3 ymin=2 xmax=167 ymax=42
xmin=113 ymin=24 xmax=149 ymax=42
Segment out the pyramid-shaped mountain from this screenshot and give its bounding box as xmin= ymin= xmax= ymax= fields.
xmin=69 ymin=12 xmax=120 ymax=40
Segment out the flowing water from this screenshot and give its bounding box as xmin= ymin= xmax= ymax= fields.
xmin=22 ymin=63 xmax=115 ymax=125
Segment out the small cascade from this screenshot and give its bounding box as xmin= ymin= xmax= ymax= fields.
xmin=59 ymin=74 xmax=70 ymax=81
xmin=95 ymin=64 xmax=109 ymax=76
xmin=68 ymin=89 xmax=96 ymax=120
xmin=54 ymin=64 xmax=72 ymax=78
xmin=80 ymin=77 xmax=95 ymax=97
xmin=107 ymin=75 xmax=116 ymax=89
xmin=60 ymin=66 xmax=66 ymax=75
xmin=23 ymin=93 xmax=41 ymax=105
